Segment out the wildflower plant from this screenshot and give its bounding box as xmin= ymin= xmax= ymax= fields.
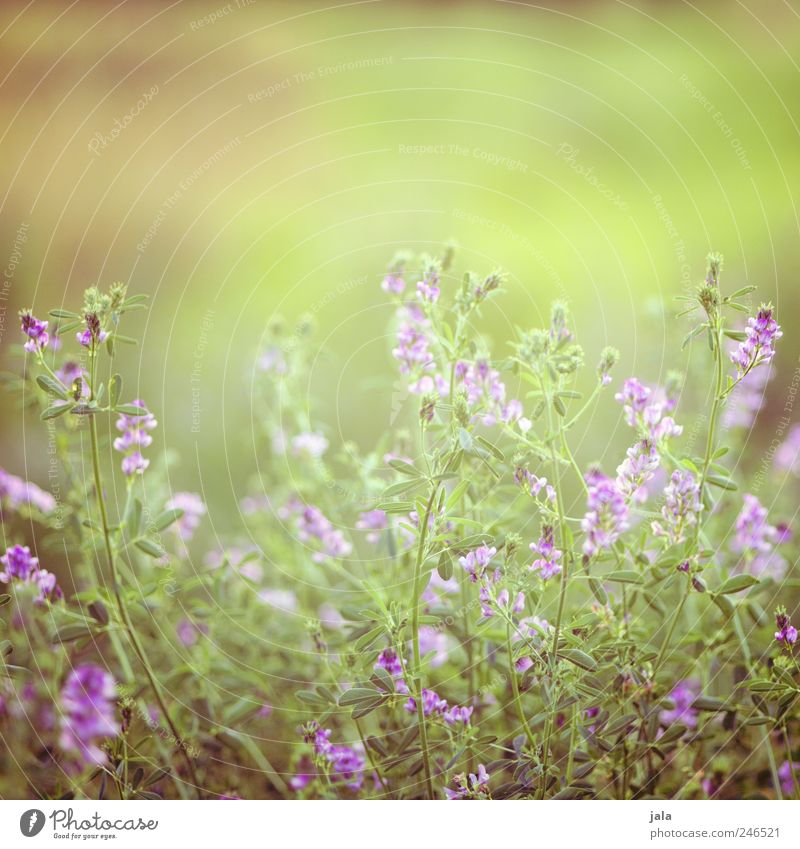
xmin=1 ymin=251 xmax=799 ymax=801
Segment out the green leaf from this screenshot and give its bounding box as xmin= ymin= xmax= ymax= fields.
xmin=296 ymin=690 xmax=329 ymax=707
xmin=36 ymin=374 xmax=69 ymax=400
xmin=153 ymin=508 xmax=184 ymax=532
xmin=109 ymin=374 xmax=122 ymax=409
xmin=605 ymin=570 xmax=644 ymax=585
xmin=351 ymin=698 xmax=385 ymax=719
xmin=49 ymin=308 xmax=80 ymax=319
xmin=389 ymin=459 xmax=422 ymax=478
xmin=558 ymin=648 xmax=597 ymax=672
xmin=50 ymin=624 xmax=95 ymax=644
xmin=658 ymin=723 xmax=688 ymax=745
xmin=692 ymin=695 xmax=730 ymax=712
xmin=711 ymin=593 xmax=735 ymax=617
xmin=0 ymin=640 xmax=12 ymax=657
xmin=0 ymin=663 xmax=29 ymax=679
xmin=40 ymin=402 xmax=74 ymax=420
xmin=383 ymin=480 xmax=421 ymax=498
xmin=115 ymin=403 xmax=148 ymax=416
xmin=338 ymin=687 xmax=383 ymax=707
xmin=475 ymin=435 xmax=505 ymax=461
xmin=707 ymin=474 xmax=738 ymax=491
xmin=445 ymin=478 xmax=470 ymax=510
xmin=134 ymin=539 xmax=167 ymax=559
xmin=437 ymin=549 xmax=454 ymax=581
xmin=353 ymin=626 xmax=385 ymax=653
xmin=552 ymin=395 xmax=566 ymax=417
xmin=716 ymin=575 xmax=759 ymax=595
xmin=125 ymin=497 xmax=143 ymax=538
xmin=88 ymin=600 xmax=109 ymax=626
xmin=0 ymin=593 xmax=11 ymax=607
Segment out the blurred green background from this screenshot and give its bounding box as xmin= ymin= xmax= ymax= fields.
xmin=2 ymin=0 xmax=799 ymax=524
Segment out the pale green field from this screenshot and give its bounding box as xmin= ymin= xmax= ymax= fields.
xmin=1 ymin=0 xmax=799 ymax=515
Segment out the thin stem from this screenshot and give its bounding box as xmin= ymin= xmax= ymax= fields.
xmin=505 ymin=618 xmax=536 ymax=750
xmin=409 ymin=484 xmax=439 ymax=799
xmin=653 ymin=579 xmax=690 ymax=675
xmin=696 ymin=319 xmax=725 ymax=540
xmin=88 ymin=412 xmax=202 ymax=798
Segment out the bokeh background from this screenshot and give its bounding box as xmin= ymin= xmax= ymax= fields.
xmin=2 ymin=0 xmax=799 ymax=528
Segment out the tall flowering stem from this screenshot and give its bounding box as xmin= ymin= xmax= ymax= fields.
xmin=84 ymin=336 xmax=202 ymax=797
xmin=409 ymin=483 xmax=440 ymax=799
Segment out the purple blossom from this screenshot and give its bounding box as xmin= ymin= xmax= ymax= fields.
xmin=615 ymin=377 xmax=682 ymax=442
xmin=283 ymin=500 xmax=352 ymax=562
xmin=302 ymin=722 xmax=365 ymax=790
xmin=59 ymin=665 xmax=118 ymax=766
xmin=529 ymin=525 xmax=562 ymax=580
xmin=455 ymin=359 xmax=521 ymax=425
xmin=778 ymin=760 xmax=799 ymax=796
xmin=418 ymin=625 xmax=451 ymax=667
xmin=443 ymin=705 xmax=473 ymax=726
xmin=446 ymin=764 xmax=490 ymax=800
xmin=165 ymin=492 xmax=206 ymax=540
xmin=774 ymin=425 xmax=800 ymax=475
xmin=176 ymin=618 xmax=208 ymax=647
xmin=732 ymin=494 xmax=787 ymax=579
xmin=581 ymin=470 xmax=629 ymax=557
xmin=775 ymin=610 xmax=797 ymax=647
xmin=0 ymin=468 xmax=56 ymax=515
xmin=291 ymin=432 xmax=329 ymax=458
xmin=458 ymin=543 xmax=497 ymax=583
xmin=659 ymin=679 xmax=700 ymax=730
xmin=375 ymin=647 xmax=403 ymax=678
xmin=381 ymin=273 xmax=406 ymax=295
xmin=515 ymin=468 xmax=556 ymax=503
xmin=19 ymin=310 xmax=49 ymax=353
xmin=731 ymin=304 xmax=782 ymax=380
xmin=356 ymin=509 xmax=387 ymax=544
xmin=113 ymin=401 xmax=156 ymax=477
xmin=0 ymin=545 xmax=39 ymax=581
xmin=651 ymin=470 xmax=703 ymax=544
xmin=615 ymin=438 xmax=659 ymax=501
xmin=416 ymin=279 xmax=440 ymax=303
xmin=405 ymin=687 xmax=448 ymax=717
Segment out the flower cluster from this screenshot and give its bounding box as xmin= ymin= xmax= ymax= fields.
xmin=581 ymin=469 xmax=629 ymax=557
xmin=615 ymin=438 xmax=660 ymax=501
xmin=58 ymin=665 xmax=118 ymax=766
xmin=651 ymin=469 xmax=703 ymax=544
xmin=529 ymin=525 xmax=562 ymax=581
xmin=19 ymin=310 xmax=50 ymax=353
xmin=732 ymin=493 xmax=786 ymax=579
xmin=0 ymin=468 xmax=56 ymax=515
xmin=446 ymin=764 xmax=491 ymax=800
xmin=281 ymin=500 xmax=352 ymax=562
xmin=615 ymin=377 xmax=682 ymax=442
xmin=113 ymin=401 xmax=157 ymax=476
xmin=0 ymin=545 xmax=62 ymax=604
xmin=405 ymin=688 xmax=473 ymax=726
xmin=302 ymin=721 xmax=365 ymax=790
xmin=731 ymin=304 xmax=782 ymax=380
xmin=774 ymin=609 xmax=797 ymax=647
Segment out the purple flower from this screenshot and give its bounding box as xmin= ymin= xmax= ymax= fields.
xmin=0 ymin=545 xmax=62 ymax=604
xmin=446 ymin=764 xmax=490 ymax=800
xmin=0 ymin=468 xmax=56 ymax=515
xmin=581 ymin=470 xmax=629 ymax=557
xmin=774 ymin=425 xmax=800 ymax=475
xmin=515 ymin=469 xmax=556 ymax=503
xmin=731 ymin=304 xmax=782 ymax=380
xmin=356 ymin=509 xmax=387 ymax=544
xmin=375 ymin=647 xmax=403 ymax=678
xmin=778 ymin=760 xmax=799 ymax=796
xmin=455 ymin=359 xmax=521 ymax=425
xmin=651 ymin=470 xmax=703 ymax=544
xmin=176 ymin=618 xmax=208 ymax=647
xmin=732 ymin=494 xmax=786 ymax=579
xmin=19 ymin=310 xmax=49 ymax=353
xmin=0 ymin=544 xmax=39 ymax=581
xmin=443 ymin=705 xmax=473 ymax=726
xmin=113 ymin=401 xmax=157 ymax=477
xmin=381 ymin=273 xmax=406 ymax=295
xmin=76 ymin=313 xmax=107 ymax=348
xmin=291 ymin=432 xmax=329 ymax=458
xmin=775 ymin=609 xmax=798 ymax=647
xmin=529 ymin=525 xmax=562 ymax=580
xmin=165 ymin=492 xmax=206 ymax=540
xmin=615 ymin=377 xmax=682 ymax=442
xmin=418 ymin=626 xmax=451 ymax=667
xmin=416 ymin=279 xmax=440 ymax=303
xmin=615 ymin=438 xmax=659 ymax=501
xmin=302 ymin=722 xmax=364 ymax=790
xmin=659 ymin=679 xmax=700 ymax=730
xmin=458 ymin=543 xmax=497 ymax=583
xmin=405 ymin=688 xmax=448 ymax=717
xmin=283 ymin=500 xmax=352 ymax=562
xmin=59 ymin=665 xmax=118 ymax=766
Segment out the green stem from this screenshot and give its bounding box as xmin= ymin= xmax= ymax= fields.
xmin=505 ymin=618 xmax=536 ymax=750
xmin=409 ymin=484 xmax=439 ymax=799
xmin=88 ymin=411 xmax=202 ymax=798
xmin=653 ymin=579 xmax=690 ymax=675
xmin=696 ymin=320 xmax=725 ymax=540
